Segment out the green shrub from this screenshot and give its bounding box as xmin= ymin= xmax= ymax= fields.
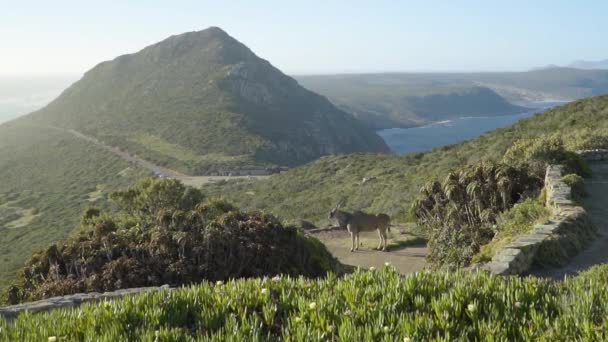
xmin=3 ymin=266 xmax=608 ymax=340
xmin=561 ymin=173 xmax=589 ymax=198
xmin=8 ymin=178 xmax=338 ymax=303
xmin=413 ymin=163 xmax=542 ymax=267
xmin=503 ymin=134 xmax=591 ymax=178
xmin=472 ymin=197 xmax=550 ymax=263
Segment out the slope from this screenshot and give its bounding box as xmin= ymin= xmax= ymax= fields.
xmin=20 ymin=27 xmax=388 ymax=175
xmin=204 ymin=95 xmax=608 ymax=225
xmin=296 ymin=74 xmax=528 ymax=129
xmin=0 ymin=121 xmax=150 ymax=290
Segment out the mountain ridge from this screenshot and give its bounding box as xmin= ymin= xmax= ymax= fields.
xmin=19 ymin=27 xmax=389 ymax=174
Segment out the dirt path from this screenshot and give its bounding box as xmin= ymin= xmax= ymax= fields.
xmin=531 ymin=162 xmax=608 ymax=278
xmin=54 ymin=127 xmax=269 ymax=187
xmin=312 ymin=226 xmax=428 ymax=274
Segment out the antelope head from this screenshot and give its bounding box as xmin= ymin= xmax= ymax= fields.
xmin=328 ymin=199 xmax=345 ymax=219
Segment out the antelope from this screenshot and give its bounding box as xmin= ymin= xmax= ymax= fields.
xmin=328 ymin=201 xmax=391 ymax=252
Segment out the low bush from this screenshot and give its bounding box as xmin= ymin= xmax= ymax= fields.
xmin=503 ymin=134 xmax=591 ymax=178
xmin=7 ymin=178 xmax=338 ymax=303
xmin=472 ymin=197 xmax=551 ymax=263
xmin=561 ymin=173 xmax=589 ymax=199
xmin=413 ymin=162 xmax=542 ymax=267
xmin=3 ymin=265 xmax=608 ymax=340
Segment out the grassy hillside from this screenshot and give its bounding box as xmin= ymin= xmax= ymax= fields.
xmin=296 ymin=74 xmax=528 ymax=129
xmin=21 ymin=27 xmax=387 ymax=175
xmin=0 ymin=121 xmax=149 ymax=290
xmin=204 ymin=95 xmax=608 ymax=225
xmin=296 ymin=68 xmax=608 ymax=129
xmin=4 ymin=265 xmax=608 ymax=340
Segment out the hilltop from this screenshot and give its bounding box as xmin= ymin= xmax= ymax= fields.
xmin=204 ymin=94 xmax=608 ymax=225
xmin=19 ymin=27 xmax=388 ymax=174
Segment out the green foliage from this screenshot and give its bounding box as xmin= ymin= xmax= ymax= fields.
xmin=473 ymin=197 xmax=551 ymax=263
xmin=494 ymin=198 xmax=551 ymax=236
xmin=502 ymin=134 xmax=591 ymax=178
xmin=561 ymin=173 xmax=589 ymax=198
xmin=0 ymin=124 xmax=150 ymax=292
xmin=205 ymin=95 xmax=608 ymax=227
xmin=4 ymin=266 xmax=608 ymax=340
xmin=110 ymin=178 xmax=204 ymax=218
xmin=8 ymin=179 xmax=337 ymax=303
xmin=412 ymin=163 xmax=542 ymax=267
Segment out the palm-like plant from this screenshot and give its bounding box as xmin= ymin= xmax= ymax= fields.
xmin=413 ymin=162 xmax=542 ymax=267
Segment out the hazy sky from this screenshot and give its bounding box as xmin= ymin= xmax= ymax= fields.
xmin=3 ymin=0 xmax=608 ymax=76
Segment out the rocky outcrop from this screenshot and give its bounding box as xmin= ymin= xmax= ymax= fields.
xmin=0 ymin=285 xmax=172 ymax=320
xmin=483 ymin=161 xmax=596 ymax=275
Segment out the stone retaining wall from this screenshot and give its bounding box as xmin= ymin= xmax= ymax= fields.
xmin=483 ymin=163 xmax=595 ymax=275
xmin=0 ymin=285 xmax=171 ymax=320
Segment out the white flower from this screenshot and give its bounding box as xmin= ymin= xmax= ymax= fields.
xmin=369 ymin=266 xmax=376 ymax=271
xmin=383 ymin=326 xmax=390 ymax=332
xmin=294 ymin=316 xmax=302 ymax=323
xmin=261 ymin=288 xmax=268 ymax=295
xmin=467 ymin=303 xmax=477 ymax=312
xmin=48 ymin=338 xmax=57 ymax=342
xmin=344 ymin=309 xmax=352 ymax=316
xmin=514 ymin=301 xmax=522 ymax=308
xmin=272 ymin=275 xmax=281 ymax=282
xmin=404 ymin=337 xmax=412 ymax=342
xmin=384 ymin=262 xmax=391 ymax=267
xmin=309 ymin=302 xmax=317 ymax=310
xmin=328 ymin=325 xmax=336 ymax=332
xmin=215 ymin=280 xmax=223 ymax=286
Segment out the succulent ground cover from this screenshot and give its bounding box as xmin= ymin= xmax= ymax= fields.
xmin=2 ymin=265 xmax=608 ymax=341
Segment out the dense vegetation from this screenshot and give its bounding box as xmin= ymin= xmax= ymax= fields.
xmin=0 ymin=123 xmax=149 ymax=292
xmin=297 ymin=74 xmax=527 ymax=129
xmin=4 ymin=265 xmax=608 ymax=340
xmin=413 ymin=163 xmax=543 ymax=267
xmin=204 ymin=95 xmax=608 ymax=227
xmin=6 ymin=178 xmax=338 ymax=303
xmin=20 ymin=27 xmax=387 ymax=174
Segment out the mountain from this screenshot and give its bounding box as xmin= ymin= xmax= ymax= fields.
xmin=296 ymin=68 xmax=608 ymax=126
xmin=20 ymin=27 xmax=388 ymax=174
xmin=0 ymin=27 xmax=390 ymax=290
xmin=204 ymin=94 xmax=608 ymax=225
xmin=296 ymin=74 xmax=528 ymax=129
xmin=569 ymin=59 xmax=608 ymax=70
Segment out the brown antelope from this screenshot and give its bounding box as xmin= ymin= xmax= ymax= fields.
xmin=328 ymin=201 xmax=391 ymax=252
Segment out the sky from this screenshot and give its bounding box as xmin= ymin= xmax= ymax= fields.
xmin=2 ymin=0 xmax=608 ymax=76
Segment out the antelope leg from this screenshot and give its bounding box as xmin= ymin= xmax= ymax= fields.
xmin=382 ymin=229 xmax=388 ymax=251
xmin=350 ymin=231 xmax=355 ymax=252
xmin=377 ymin=229 xmax=383 ymax=250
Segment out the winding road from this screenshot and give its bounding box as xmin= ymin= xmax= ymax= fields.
xmin=531 ymin=162 xmax=608 ymax=278
xmin=54 ymin=127 xmax=270 ymax=187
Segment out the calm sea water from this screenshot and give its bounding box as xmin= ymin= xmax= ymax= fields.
xmin=377 ymin=102 xmax=567 ymax=154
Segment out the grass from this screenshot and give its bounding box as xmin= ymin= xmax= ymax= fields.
xmin=204 ymin=95 xmax=608 ymax=226
xmin=4 ymin=265 xmax=608 ymax=340
xmin=472 ymin=197 xmax=551 ymax=263
xmin=0 ymin=123 xmax=150 ymax=291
